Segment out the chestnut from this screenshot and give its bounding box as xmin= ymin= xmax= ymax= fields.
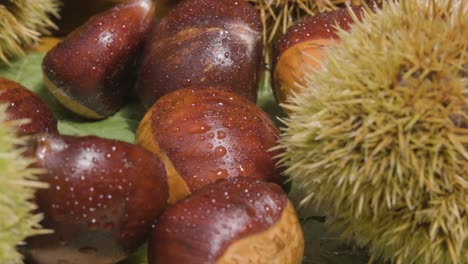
xmin=42 ymin=0 xmax=155 ymax=119
xmin=23 ymin=133 xmax=168 ymax=264
xmin=136 ymin=87 xmax=284 ymax=204
xmin=149 ymin=177 xmax=304 ymax=263
xmin=273 ymin=6 xmax=366 ymax=107
xmin=136 ymin=0 xmax=263 ymax=108
xmin=0 ymin=77 xmax=58 ymax=135
xmin=56 ymin=0 xmax=177 ymax=35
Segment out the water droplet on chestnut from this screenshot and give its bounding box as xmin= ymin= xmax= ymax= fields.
xmin=42 ymin=0 xmax=155 ymax=119
xmin=23 ymin=133 xmax=168 ymax=264
xmin=148 ymin=177 xmax=304 ymax=263
xmin=273 ymin=6 xmax=367 ymax=110
xmin=136 ymin=87 xmax=285 ymax=204
xmin=0 ymin=77 xmax=58 ymax=135
xmin=214 ymin=146 xmax=227 ymax=157
xmin=136 ymin=0 xmax=263 ymax=108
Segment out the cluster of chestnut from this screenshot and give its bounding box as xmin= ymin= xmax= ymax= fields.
xmin=0 ymin=0 xmax=374 ymax=262
xmin=0 ymin=0 xmax=361 ymax=263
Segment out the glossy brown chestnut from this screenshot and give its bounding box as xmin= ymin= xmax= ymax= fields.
xmin=273 ymin=6 xmax=367 ymax=108
xmin=0 ymin=77 xmax=58 ymax=135
xmin=23 ymin=133 xmax=168 ymax=264
xmin=149 ymin=177 xmax=304 ymax=264
xmin=56 ymin=0 xmax=178 ymax=35
xmin=42 ymin=0 xmax=155 ymax=119
xmin=136 ymin=0 xmax=263 ymax=108
xmin=136 ymin=87 xmax=284 ymax=204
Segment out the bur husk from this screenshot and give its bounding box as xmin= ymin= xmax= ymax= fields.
xmin=0 ymin=0 xmax=59 ymax=63
xmin=0 ymin=105 xmax=49 ymax=263
xmin=278 ymin=0 xmax=467 ymax=263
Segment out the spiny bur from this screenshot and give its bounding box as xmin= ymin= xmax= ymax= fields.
xmin=278 ymin=0 xmax=467 ymax=263
xmin=0 ymin=0 xmax=59 ymax=63
xmin=0 ymin=104 xmax=49 ymax=263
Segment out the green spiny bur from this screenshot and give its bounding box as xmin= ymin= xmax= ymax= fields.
xmin=279 ymin=0 xmax=467 ymax=263
xmin=0 ymin=105 xmax=49 ymax=263
xmin=0 ymin=0 xmax=59 ymax=63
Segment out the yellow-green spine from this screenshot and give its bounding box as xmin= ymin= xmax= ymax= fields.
xmin=0 ymin=105 xmax=49 ymax=263
xmin=0 ymin=0 xmax=60 ymax=63
xmin=279 ymin=0 xmax=467 ymax=263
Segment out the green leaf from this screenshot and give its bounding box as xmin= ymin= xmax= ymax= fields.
xmin=256 ymin=71 xmax=286 ymax=127
xmin=0 ymin=53 xmax=369 ymax=264
xmin=0 ymin=52 xmax=143 ymax=143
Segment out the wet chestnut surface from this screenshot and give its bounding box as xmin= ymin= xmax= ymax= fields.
xmin=272 ymin=6 xmax=370 ymax=107
xmin=149 ymin=0 xmax=260 ymax=37
xmin=0 ymin=77 xmax=57 ymax=135
xmin=136 ymin=0 xmax=262 ymax=108
xmin=274 ymin=6 xmax=366 ymax=62
xmin=149 ymin=177 xmax=288 ymax=263
xmin=24 ymin=134 xmax=168 ymax=264
xmin=145 ymin=87 xmax=284 ymax=192
xmin=42 ymin=0 xmax=155 ymax=118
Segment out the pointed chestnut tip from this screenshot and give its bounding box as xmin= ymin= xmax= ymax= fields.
xmin=124 ymin=0 xmax=155 ymax=19
xmin=135 ymin=0 xmax=154 ymax=12
xmin=41 ymin=0 xmax=156 ymax=120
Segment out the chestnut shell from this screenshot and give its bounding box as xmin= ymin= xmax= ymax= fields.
xmin=42 ymin=0 xmax=155 ymax=119
xmin=136 ymin=0 xmax=263 ymax=108
xmin=149 ymin=177 xmax=290 ymax=263
xmin=274 ymin=6 xmax=366 ymax=62
xmin=0 ymin=77 xmax=57 ymax=135
xmin=272 ymin=6 xmax=367 ymax=107
xmin=136 ymin=87 xmax=284 ymax=203
xmin=23 ymin=134 xmax=168 ymax=264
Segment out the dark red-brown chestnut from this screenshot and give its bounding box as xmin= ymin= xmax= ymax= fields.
xmin=136 ymin=87 xmax=284 ymax=204
xmin=149 ymin=177 xmax=304 ymax=264
xmin=42 ymin=0 xmax=155 ymax=119
xmin=0 ymin=77 xmax=58 ymax=135
xmin=273 ymin=6 xmax=368 ymax=108
xmin=56 ymin=0 xmax=179 ymax=35
xmin=136 ymin=0 xmax=263 ymax=108
xmin=22 ymin=133 xmax=168 ymax=264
